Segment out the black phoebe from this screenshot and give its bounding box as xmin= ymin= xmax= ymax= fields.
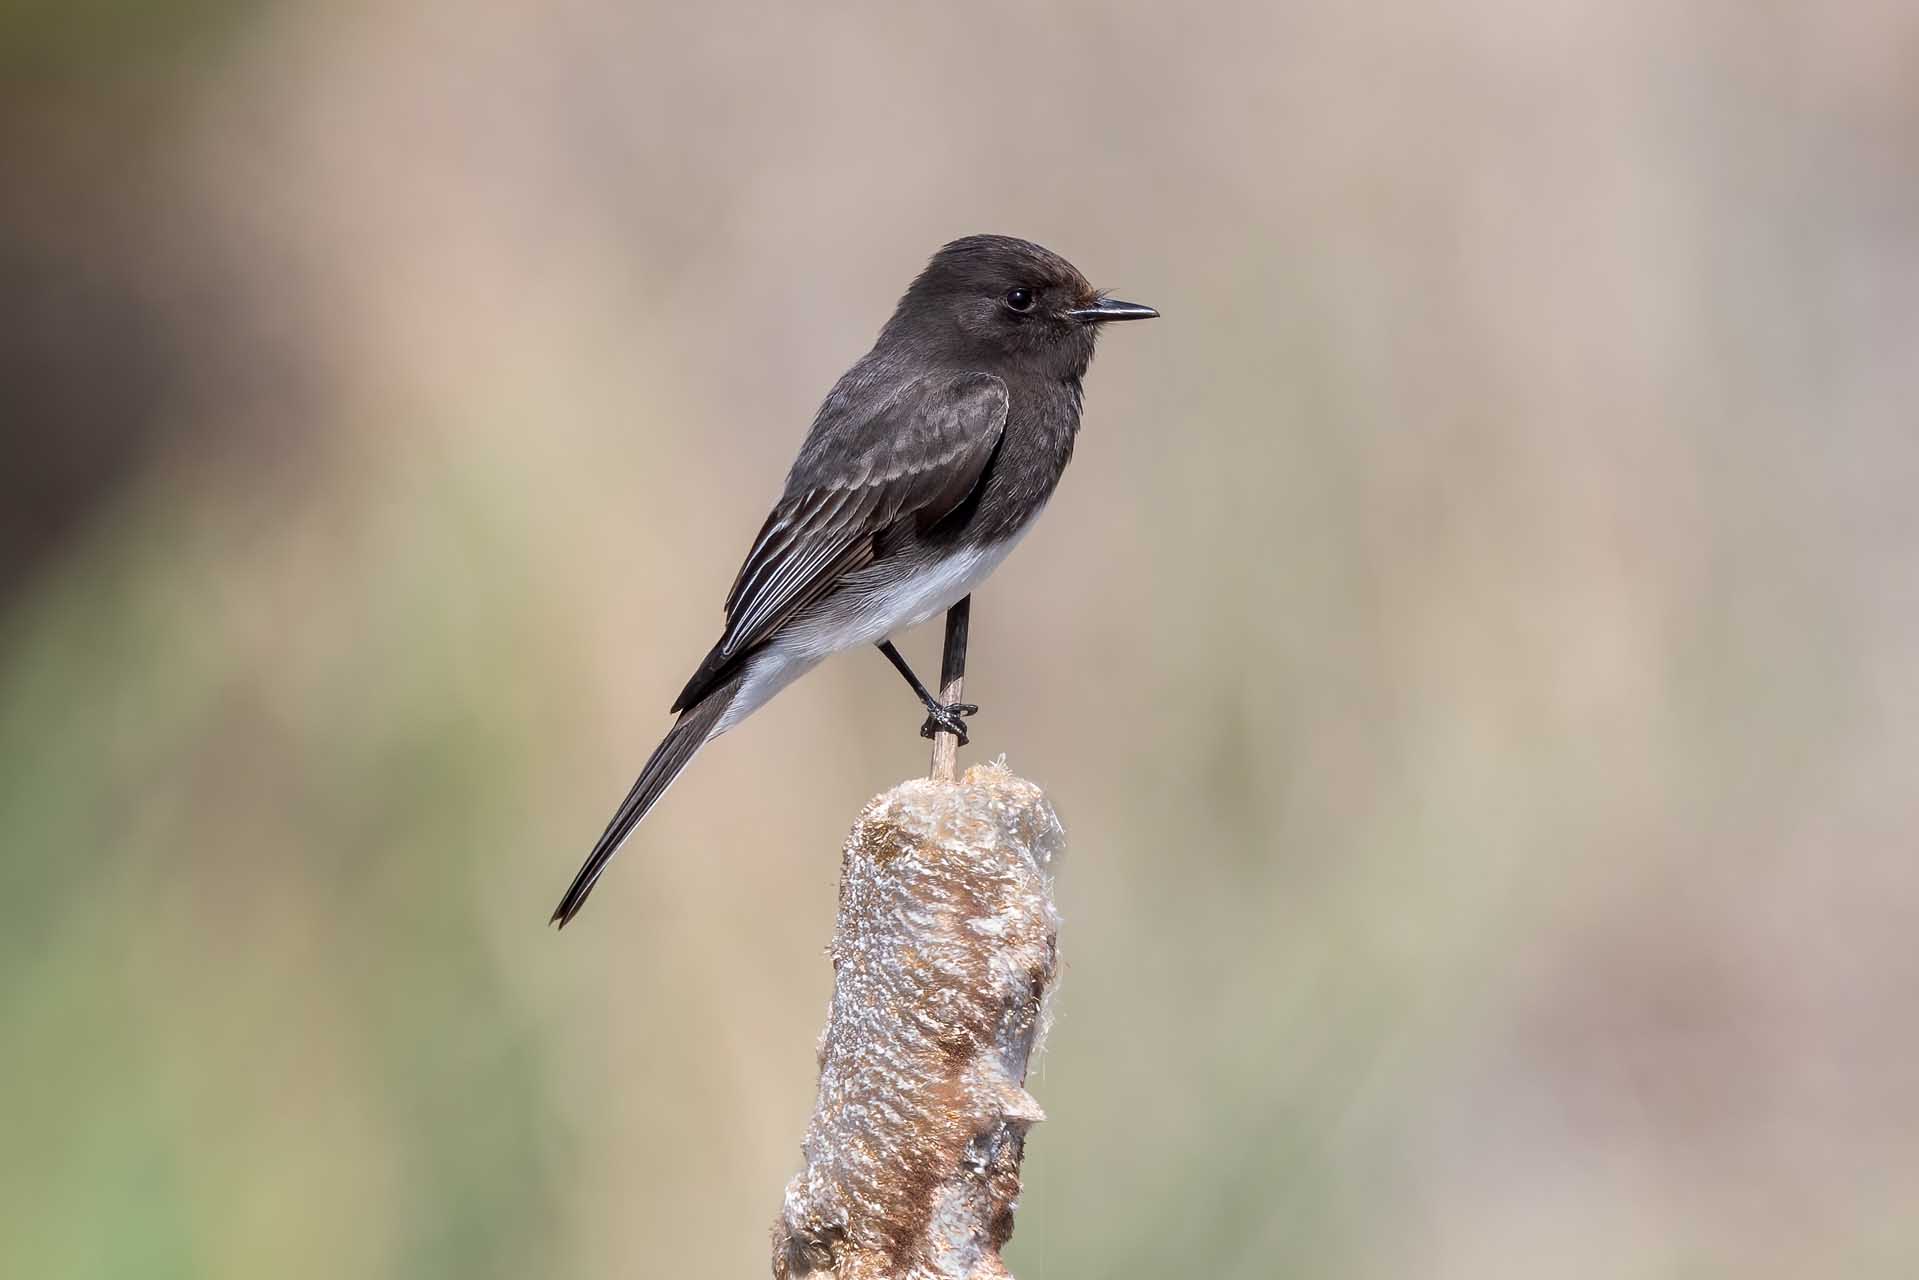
xmin=552 ymin=235 xmax=1155 ymax=925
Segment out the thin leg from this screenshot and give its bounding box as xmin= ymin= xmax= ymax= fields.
xmin=874 ymin=637 xmax=978 ymax=746
xmin=877 ymin=639 xmax=940 ymax=708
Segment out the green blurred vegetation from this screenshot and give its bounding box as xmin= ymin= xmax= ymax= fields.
xmin=0 ymin=0 xmax=256 ymax=79
xmin=2 ymin=465 xmax=565 ymax=1275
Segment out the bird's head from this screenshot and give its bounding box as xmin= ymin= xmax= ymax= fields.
xmin=889 ymin=234 xmax=1156 ymax=376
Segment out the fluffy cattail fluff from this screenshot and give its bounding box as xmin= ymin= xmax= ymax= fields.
xmin=774 ymin=761 xmax=1065 ymax=1280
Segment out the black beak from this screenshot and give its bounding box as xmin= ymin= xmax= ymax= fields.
xmin=1067 ymin=296 xmax=1159 ymax=323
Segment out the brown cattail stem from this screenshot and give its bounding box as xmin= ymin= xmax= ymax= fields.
xmin=928 ymin=595 xmax=971 ymax=782
xmin=774 ymin=761 xmax=1064 ymax=1280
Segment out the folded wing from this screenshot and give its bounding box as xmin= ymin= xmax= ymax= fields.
xmin=671 ymin=371 xmax=1009 ymax=712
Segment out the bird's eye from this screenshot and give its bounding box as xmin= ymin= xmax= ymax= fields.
xmin=1004 ymin=287 xmax=1035 ymax=313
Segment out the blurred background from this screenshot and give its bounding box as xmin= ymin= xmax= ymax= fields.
xmin=5 ymin=2 xmax=1917 ymax=1276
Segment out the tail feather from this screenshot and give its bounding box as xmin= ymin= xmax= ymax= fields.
xmin=551 ymin=672 xmax=742 ymax=927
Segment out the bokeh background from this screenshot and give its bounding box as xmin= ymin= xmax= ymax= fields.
xmin=6 ymin=2 xmax=1918 ymax=1276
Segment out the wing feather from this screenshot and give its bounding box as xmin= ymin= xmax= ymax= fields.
xmin=670 ymin=371 xmax=1008 ymax=711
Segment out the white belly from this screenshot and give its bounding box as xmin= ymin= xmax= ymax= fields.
xmin=715 ymin=533 xmax=1028 ymax=733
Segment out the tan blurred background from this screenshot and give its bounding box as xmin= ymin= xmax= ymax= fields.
xmin=5 ymin=1 xmax=1918 ymax=1276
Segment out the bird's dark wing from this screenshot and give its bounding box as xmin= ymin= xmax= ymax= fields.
xmin=670 ymin=371 xmax=1008 ymax=711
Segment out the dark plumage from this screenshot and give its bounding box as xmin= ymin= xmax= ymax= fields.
xmin=552 ymin=235 xmax=1155 ymax=926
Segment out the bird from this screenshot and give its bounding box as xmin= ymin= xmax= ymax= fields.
xmin=552 ymin=234 xmax=1156 ymax=926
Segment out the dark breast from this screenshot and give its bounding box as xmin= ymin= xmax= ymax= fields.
xmin=928 ymin=373 xmax=1083 ymax=548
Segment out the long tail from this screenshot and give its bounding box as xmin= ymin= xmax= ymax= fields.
xmin=550 ymin=670 xmax=744 ymax=927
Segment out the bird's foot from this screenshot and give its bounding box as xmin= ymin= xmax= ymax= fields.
xmin=919 ymin=702 xmax=979 ymax=746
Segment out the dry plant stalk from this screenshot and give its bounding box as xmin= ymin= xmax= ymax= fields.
xmin=774 ymin=761 xmax=1065 ymax=1280
xmin=927 ymin=597 xmax=971 ymax=783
